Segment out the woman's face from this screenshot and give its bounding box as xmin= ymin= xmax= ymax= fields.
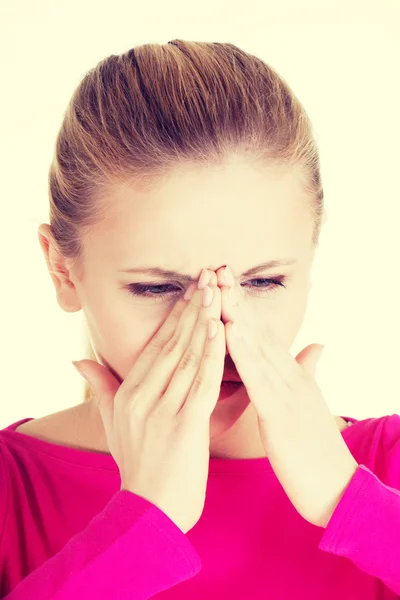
xmin=41 ymin=156 xmax=323 ymax=459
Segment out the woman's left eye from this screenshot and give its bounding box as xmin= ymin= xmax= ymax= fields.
xmin=126 ymin=277 xmax=287 ymax=301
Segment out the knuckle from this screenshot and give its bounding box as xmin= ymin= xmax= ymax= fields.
xmin=179 ymin=347 xmax=200 ymax=371
xmin=170 ymin=303 xmax=184 ymax=320
xmin=186 ymin=300 xmax=201 ymax=314
xmin=191 ymin=372 xmax=207 ymax=394
xmin=164 ymin=333 xmax=182 ymax=355
xmin=123 ymin=380 xmax=142 ymax=401
xmin=126 ymin=406 xmax=146 ymax=423
xmin=144 ymin=333 xmax=169 ymax=355
xmin=150 ymin=336 xmax=167 ymax=353
xmin=120 ymin=386 xmax=148 ymax=418
xmin=152 ymin=398 xmax=177 ymax=420
xmin=203 ymin=341 xmax=219 ymax=361
xmin=129 ymin=402 xmax=149 ymax=421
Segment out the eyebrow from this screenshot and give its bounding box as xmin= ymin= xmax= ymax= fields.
xmin=118 ymin=259 xmax=296 ymax=283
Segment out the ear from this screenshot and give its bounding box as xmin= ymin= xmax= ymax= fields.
xmin=38 ymin=223 xmax=82 ymax=313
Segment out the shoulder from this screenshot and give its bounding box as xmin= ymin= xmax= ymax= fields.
xmin=6 ymin=403 xmax=95 ymax=451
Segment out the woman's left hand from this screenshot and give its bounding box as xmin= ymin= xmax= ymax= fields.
xmin=218 ymin=269 xmax=359 ymax=528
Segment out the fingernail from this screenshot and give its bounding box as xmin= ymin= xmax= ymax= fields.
xmin=184 ymin=282 xmax=196 ymax=300
xmin=198 ymin=268 xmax=211 ymax=290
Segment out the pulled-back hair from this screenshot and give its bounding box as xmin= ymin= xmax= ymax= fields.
xmin=47 ymin=39 xmax=324 ymax=403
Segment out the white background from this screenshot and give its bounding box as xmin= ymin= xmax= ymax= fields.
xmin=0 ymin=0 xmax=399 ymax=428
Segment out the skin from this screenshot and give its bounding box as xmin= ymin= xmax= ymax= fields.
xmin=35 ymin=154 xmax=344 ymax=460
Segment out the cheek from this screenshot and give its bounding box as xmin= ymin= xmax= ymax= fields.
xmin=119 ymin=310 xmax=179 ymax=381
xmin=88 ymin=314 xmax=154 ymax=380
xmin=256 ymin=292 xmax=309 ymax=350
xmin=89 ymin=288 xmax=178 ymax=363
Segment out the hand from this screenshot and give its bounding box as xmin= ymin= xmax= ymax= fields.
xmin=72 ymin=269 xmax=226 ymax=534
xmin=216 ymin=266 xmax=359 ymax=528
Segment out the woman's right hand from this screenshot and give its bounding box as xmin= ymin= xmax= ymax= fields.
xmin=72 ymin=269 xmax=225 ymax=534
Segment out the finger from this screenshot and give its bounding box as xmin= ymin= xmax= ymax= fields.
xmin=225 ymin=320 xmax=280 ymax=392
xmin=120 ymin=282 xmax=201 ymax=400
xmin=123 ymin=271 xmax=221 ymax=416
xmin=164 ymin=284 xmax=224 ymax=415
xmin=183 ymin=319 xmax=225 ymax=418
xmin=220 ymin=284 xmax=239 ymax=323
xmin=215 ymin=266 xmax=231 ymax=289
xmin=224 ymin=286 xmax=303 ymax=383
xmin=121 ymin=282 xmax=206 ymax=413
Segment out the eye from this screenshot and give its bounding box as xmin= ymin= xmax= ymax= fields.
xmin=243 ymin=277 xmax=287 ymax=294
xmin=125 ymin=277 xmax=287 ymax=301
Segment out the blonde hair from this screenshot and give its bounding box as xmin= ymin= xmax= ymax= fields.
xmin=46 ymin=40 xmax=325 ymax=403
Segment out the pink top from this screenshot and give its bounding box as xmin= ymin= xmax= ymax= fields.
xmin=1 ymin=414 xmax=400 ymax=599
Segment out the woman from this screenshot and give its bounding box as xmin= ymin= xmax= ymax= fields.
xmin=1 ymin=40 xmax=399 ymax=599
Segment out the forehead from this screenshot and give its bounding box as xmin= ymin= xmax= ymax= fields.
xmin=87 ymin=159 xmax=313 ymax=265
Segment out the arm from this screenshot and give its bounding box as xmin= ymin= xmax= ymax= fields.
xmin=2 ymin=490 xmax=202 ymax=600
xmin=318 ymin=464 xmax=400 ymax=595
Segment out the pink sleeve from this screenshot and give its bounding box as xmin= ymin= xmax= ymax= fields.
xmin=318 ymin=464 xmax=400 ymax=595
xmin=3 ymin=490 xmax=202 ymax=600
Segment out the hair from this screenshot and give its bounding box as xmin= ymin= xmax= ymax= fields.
xmin=46 ymin=39 xmax=325 ymax=404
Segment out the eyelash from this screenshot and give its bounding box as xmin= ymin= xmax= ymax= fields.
xmin=126 ymin=277 xmax=287 ymax=301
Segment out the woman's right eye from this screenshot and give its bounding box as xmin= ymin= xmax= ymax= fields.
xmin=125 ymin=283 xmax=182 ymax=301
